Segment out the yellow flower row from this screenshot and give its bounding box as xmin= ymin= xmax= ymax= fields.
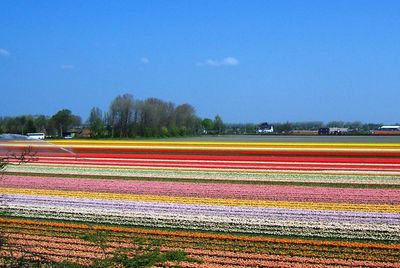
xmin=3 ymin=140 xmax=400 ymax=151
xmin=2 ymin=187 xmax=399 ymax=213
xmin=49 ymin=140 xmax=400 ymax=148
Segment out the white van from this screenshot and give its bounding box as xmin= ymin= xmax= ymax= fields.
xmin=27 ymin=133 xmax=45 ymax=140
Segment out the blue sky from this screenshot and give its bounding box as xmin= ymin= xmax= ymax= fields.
xmin=1 ymin=0 xmax=399 ymax=123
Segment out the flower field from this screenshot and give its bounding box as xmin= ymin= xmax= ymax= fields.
xmin=1 ymin=139 xmax=400 ymax=267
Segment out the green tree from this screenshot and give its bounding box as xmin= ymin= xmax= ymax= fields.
xmin=213 ymin=115 xmax=224 ymax=134
xmin=51 ymin=109 xmax=74 ymax=137
xmin=25 ymin=117 xmax=36 ymax=133
xmin=327 ymin=121 xmax=345 ymax=128
xmin=276 ymin=121 xmax=292 ymax=133
xmin=245 ymin=123 xmax=257 ymax=134
xmin=201 ymin=118 xmax=214 ymax=131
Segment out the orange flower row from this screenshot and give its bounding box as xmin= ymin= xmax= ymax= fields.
xmin=5 ymin=225 xmax=397 ymax=263
xmin=1 ymin=218 xmax=399 ymax=250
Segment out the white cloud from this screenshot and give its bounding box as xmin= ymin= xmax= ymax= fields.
xmin=141 ymin=57 xmax=150 ymax=64
xmin=60 ymin=64 xmax=74 ymax=70
xmin=197 ymin=56 xmax=239 ymax=67
xmin=0 ymin=48 xmax=10 ymax=57
xmin=223 ymin=57 xmax=239 ymax=65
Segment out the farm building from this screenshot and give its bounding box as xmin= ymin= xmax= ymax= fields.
xmin=256 ymin=122 xmax=274 ymax=134
xmin=318 ymin=127 xmax=349 ymax=135
xmin=372 ymin=125 xmax=400 ymax=135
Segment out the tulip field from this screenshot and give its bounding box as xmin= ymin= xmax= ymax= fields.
xmin=1 ymin=139 xmax=400 ymax=267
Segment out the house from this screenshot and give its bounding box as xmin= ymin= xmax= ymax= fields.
xmin=257 ymin=122 xmax=274 ymax=134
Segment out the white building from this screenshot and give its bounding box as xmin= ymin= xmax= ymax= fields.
xmin=257 ymin=123 xmax=274 ymax=134
xmin=379 ymin=126 xmax=400 ymax=131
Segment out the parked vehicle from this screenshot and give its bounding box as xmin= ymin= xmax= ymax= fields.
xmin=26 ymin=133 xmax=45 ymax=140
xmin=318 ymin=128 xmax=348 ymax=135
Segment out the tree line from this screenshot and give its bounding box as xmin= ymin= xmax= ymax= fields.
xmin=91 ymin=94 xmax=206 ymax=138
xmin=1 ymin=93 xmax=394 ymax=138
xmin=0 ymin=94 xmax=225 ymax=138
xmin=224 ymin=121 xmax=390 ymax=135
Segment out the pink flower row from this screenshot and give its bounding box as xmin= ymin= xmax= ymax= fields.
xmin=4 ymin=175 xmax=400 ymax=204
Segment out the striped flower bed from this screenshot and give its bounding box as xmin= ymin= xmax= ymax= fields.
xmin=1 ymin=140 xmax=400 ymax=267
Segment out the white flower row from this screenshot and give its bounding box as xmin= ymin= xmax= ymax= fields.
xmin=8 ymin=164 xmax=400 ymax=184
xmin=6 ymin=201 xmax=400 ymax=241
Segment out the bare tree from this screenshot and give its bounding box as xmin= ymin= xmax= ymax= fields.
xmin=0 ymin=146 xmax=37 ymax=174
xmin=175 ymin=103 xmax=197 ymax=135
xmin=88 ymin=107 xmax=105 ymax=138
xmin=139 ymin=98 xmax=172 ymax=137
xmin=108 ymin=94 xmax=135 ymax=138
xmin=1 ymin=146 xmax=37 ymax=256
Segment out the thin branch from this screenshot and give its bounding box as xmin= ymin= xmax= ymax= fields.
xmin=0 ymin=146 xmax=37 ymax=171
